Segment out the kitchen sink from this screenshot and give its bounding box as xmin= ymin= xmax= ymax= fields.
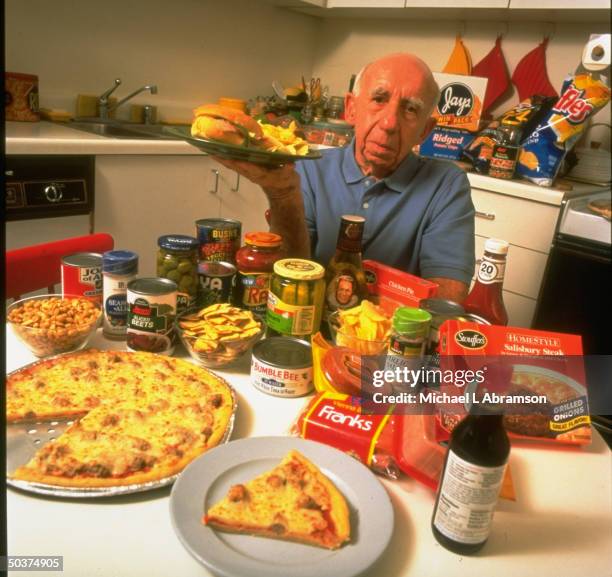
xmin=65 ymin=120 xmax=188 ymax=140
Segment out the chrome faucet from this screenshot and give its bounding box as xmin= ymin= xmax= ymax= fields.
xmin=97 ymin=78 xmax=158 ymax=120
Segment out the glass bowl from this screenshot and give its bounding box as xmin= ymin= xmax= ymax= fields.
xmin=327 ymin=310 xmax=390 ymax=355
xmin=175 ymin=306 xmax=264 ymax=369
xmin=7 ymin=294 xmax=102 ymax=358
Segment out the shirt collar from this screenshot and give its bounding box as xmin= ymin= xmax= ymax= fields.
xmin=341 ymin=139 xmax=421 ymax=193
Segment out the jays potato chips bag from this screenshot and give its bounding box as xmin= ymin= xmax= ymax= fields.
xmin=517 ymin=73 xmax=611 ymax=186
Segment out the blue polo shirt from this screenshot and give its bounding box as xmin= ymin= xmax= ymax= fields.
xmin=295 ymin=142 xmax=475 ymax=285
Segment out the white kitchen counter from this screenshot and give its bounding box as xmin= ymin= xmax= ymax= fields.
xmin=6 ymin=121 xmax=605 ymax=205
xmin=5 ymin=120 xmax=203 ymax=155
xmin=5 ymin=328 xmax=612 ymax=577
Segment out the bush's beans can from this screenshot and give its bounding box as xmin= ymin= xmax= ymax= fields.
xmin=197 ymin=261 xmax=236 ymax=307
xmin=61 ymin=252 xmax=103 ymax=303
xmin=126 ymin=277 xmax=177 ymax=355
xmin=196 ymin=218 xmax=241 ymax=264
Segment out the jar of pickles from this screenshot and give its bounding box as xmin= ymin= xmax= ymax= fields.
xmin=266 ymin=258 xmax=325 ymax=340
xmin=156 ymin=235 xmax=198 ymax=314
xmin=234 ymin=232 xmax=284 ymax=318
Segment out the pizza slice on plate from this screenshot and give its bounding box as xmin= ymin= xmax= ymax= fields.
xmin=203 ymin=450 xmax=350 ymax=549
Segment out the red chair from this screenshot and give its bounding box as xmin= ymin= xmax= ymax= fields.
xmin=6 ymin=233 xmax=114 ymax=300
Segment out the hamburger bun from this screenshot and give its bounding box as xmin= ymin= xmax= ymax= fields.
xmin=191 ymin=104 xmax=262 ymax=146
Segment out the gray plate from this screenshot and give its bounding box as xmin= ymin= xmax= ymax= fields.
xmin=6 ymin=354 xmax=237 ymax=498
xmin=170 ymin=436 xmax=394 ymax=577
xmin=165 ymin=127 xmax=322 ymax=165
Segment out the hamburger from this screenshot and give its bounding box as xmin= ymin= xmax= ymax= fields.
xmin=191 ymin=104 xmax=263 ymax=146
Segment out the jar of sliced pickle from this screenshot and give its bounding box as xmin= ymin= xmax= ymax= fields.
xmin=266 ymin=258 xmax=325 ymax=340
xmin=156 ymin=235 xmax=199 ymax=315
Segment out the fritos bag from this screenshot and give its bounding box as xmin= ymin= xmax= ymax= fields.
xmin=517 ymin=73 xmax=611 ymax=186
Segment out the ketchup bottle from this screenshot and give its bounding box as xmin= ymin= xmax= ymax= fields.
xmin=463 ymin=238 xmax=509 ymax=326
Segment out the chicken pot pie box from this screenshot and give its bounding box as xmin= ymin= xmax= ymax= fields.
xmin=431 ymin=72 xmax=488 ymax=133
xmin=363 ymin=260 xmax=438 ymax=315
xmin=435 ymin=320 xmax=592 ymax=446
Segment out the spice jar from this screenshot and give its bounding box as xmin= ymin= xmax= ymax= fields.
xmin=102 ymin=250 xmax=139 ymax=340
xmin=156 ymin=235 xmax=198 ymax=315
xmin=266 ymin=258 xmax=325 ymax=340
xmin=326 ymin=96 xmax=345 ymax=121
xmin=234 ymin=232 xmax=284 ymax=318
xmin=385 ymin=307 xmax=432 ymax=377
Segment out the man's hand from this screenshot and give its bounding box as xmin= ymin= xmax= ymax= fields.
xmin=427 ymin=277 xmax=469 ymax=304
xmin=211 ymin=156 xmax=310 ymax=258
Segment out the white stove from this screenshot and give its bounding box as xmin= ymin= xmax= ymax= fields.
xmin=558 ymin=189 xmax=611 ymax=245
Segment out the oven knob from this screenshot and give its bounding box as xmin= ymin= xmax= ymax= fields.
xmin=44 ymin=184 xmax=63 ymax=202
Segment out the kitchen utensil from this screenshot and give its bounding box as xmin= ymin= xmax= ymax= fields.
xmin=309 ymin=77 xmax=322 ymax=103
xmin=272 ymin=80 xmax=286 ymax=101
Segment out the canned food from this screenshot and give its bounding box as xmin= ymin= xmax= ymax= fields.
xmin=61 ymin=252 xmax=103 ymax=303
xmin=251 ymin=337 xmax=313 ymax=397
xmin=157 ymin=235 xmax=199 ymax=314
xmin=197 ymin=261 xmax=237 ymax=307
xmin=196 ymin=218 xmax=241 ymax=264
xmin=126 ymin=278 xmax=177 ymax=355
xmin=266 ymin=259 xmax=325 ymax=339
xmin=420 ymin=299 xmax=466 ymax=357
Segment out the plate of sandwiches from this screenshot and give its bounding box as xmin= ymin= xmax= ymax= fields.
xmin=168 ymin=104 xmax=322 ymax=165
xmin=170 ymin=436 xmax=394 ymax=577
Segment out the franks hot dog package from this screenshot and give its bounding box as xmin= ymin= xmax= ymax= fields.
xmin=435 ymin=320 xmax=592 ymax=446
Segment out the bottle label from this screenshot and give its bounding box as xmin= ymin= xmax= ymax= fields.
xmin=237 ymin=271 xmax=271 ymax=316
xmin=266 ymin=291 xmax=315 ymax=336
xmin=433 ymin=450 xmax=506 ymax=544
xmin=477 ymin=258 xmax=506 ymax=285
xmin=325 ymin=272 xmax=360 ymax=317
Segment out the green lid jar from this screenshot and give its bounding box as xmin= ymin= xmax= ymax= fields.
xmin=389 ymin=306 xmax=432 ymax=359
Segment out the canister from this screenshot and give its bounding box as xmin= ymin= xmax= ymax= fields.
xmin=251 ymin=336 xmax=313 ymax=397
xmin=197 ymin=261 xmax=237 ymax=307
xmin=102 ymin=250 xmax=139 ymax=340
xmin=196 ymin=218 xmax=241 ymax=264
xmin=126 ymin=277 xmax=177 ymax=355
xmin=61 ymin=252 xmax=103 ymax=303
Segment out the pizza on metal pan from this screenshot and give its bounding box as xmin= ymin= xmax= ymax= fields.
xmin=6 ymin=350 xmax=234 ymax=487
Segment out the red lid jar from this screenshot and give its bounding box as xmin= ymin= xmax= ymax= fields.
xmin=234 ymin=232 xmax=284 ymax=317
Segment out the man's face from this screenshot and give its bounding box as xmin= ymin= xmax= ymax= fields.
xmin=345 ymin=57 xmax=437 ymax=178
xmin=336 ymin=279 xmax=354 ymax=305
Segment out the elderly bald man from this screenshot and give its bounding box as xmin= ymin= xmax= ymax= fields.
xmin=215 ymin=53 xmax=475 ymax=303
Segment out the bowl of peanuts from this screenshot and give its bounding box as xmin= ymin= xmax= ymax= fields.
xmin=7 ymin=294 xmax=102 ymax=358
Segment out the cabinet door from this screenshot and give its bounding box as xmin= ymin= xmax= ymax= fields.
xmin=216 ymin=170 xmax=269 ymax=235
xmin=471 ymin=188 xmax=559 ymax=253
xmin=327 ymin=0 xmax=404 ymax=7
xmin=510 ymin=0 xmax=608 ymax=8
xmin=405 ymin=0 xmax=507 ymax=6
xmin=474 ymin=235 xmax=548 ymax=300
xmin=95 ymin=155 xmax=220 ymax=276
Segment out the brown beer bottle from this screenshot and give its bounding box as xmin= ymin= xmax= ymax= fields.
xmin=324 ymin=215 xmax=368 ymax=321
xmin=463 ymin=238 xmax=509 ymax=326
xmin=431 ymin=404 xmax=510 ymax=554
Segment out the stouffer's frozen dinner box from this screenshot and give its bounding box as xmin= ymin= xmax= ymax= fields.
xmin=435 ymin=320 xmax=591 ymax=446
xmin=363 ymin=260 xmax=438 ymax=314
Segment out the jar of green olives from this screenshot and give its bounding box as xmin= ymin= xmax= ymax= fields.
xmin=266 ymin=258 xmax=325 ymax=340
xmin=156 ymin=235 xmax=199 ymax=314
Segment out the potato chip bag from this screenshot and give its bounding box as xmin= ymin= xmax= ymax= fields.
xmin=517 ymin=73 xmax=611 ymax=186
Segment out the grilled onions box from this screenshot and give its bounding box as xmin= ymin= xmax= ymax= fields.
xmin=435 ymin=320 xmax=591 ymax=446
